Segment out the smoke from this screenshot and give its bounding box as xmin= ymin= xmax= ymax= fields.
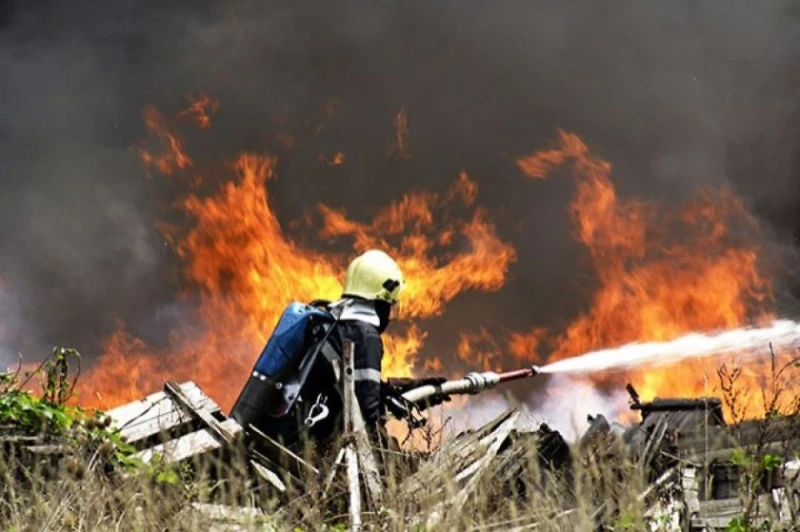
xmin=526 ymin=375 xmax=629 ymax=441
xmin=1 ymin=1 xmax=799 ymax=377
xmin=445 ymin=393 xmax=524 ymax=435
xmin=443 ymin=375 xmax=629 ymax=442
xmin=0 ymin=283 xmax=25 ymax=370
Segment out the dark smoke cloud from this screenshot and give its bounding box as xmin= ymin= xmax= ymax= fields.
xmin=1 ymin=0 xmax=799 ymax=371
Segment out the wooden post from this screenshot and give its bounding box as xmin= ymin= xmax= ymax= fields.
xmin=681 ymin=465 xmax=700 ymax=524
xmin=346 ymin=446 xmax=362 ymax=531
xmin=342 ymin=341 xmax=383 ymax=507
xmin=340 ymin=340 xmax=383 ymax=529
xmin=320 ymin=340 xmax=384 ymax=530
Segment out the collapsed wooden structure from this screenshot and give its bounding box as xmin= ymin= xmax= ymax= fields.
xmin=107 ymin=381 xmax=242 ymax=465
xmin=107 ymin=377 xmax=800 ymax=531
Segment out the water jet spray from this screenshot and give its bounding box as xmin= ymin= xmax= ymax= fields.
xmin=400 ymin=319 xmax=800 ymax=408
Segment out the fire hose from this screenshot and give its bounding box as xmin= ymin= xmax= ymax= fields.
xmin=382 ymin=365 xmax=541 ymax=428
xmin=400 ymin=365 xmax=541 ymax=404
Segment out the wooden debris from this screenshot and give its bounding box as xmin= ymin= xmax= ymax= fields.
xmin=135 ymin=418 xmax=242 ymax=464
xmin=319 ymin=340 xmax=384 ymax=531
xmin=107 ymin=381 xmax=222 ymax=447
xmin=99 ymin=377 xmax=800 ymax=531
xmin=165 ymin=380 xmax=238 ymax=445
xmin=250 ymin=459 xmax=286 ymax=492
xmin=401 ymin=407 xmax=526 ymax=528
xmin=247 ymin=423 xmax=319 ymax=477
xmin=190 ymin=502 xmax=269 ymax=531
xmin=23 ymin=444 xmax=73 ymax=456
xmin=107 ymin=381 xmax=243 ymax=467
xmin=340 ymin=340 xmax=382 ymax=510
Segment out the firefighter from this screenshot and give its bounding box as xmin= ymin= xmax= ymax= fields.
xmin=332 ymin=250 xmax=451 ymax=444
xmin=230 ymin=248 xmax=448 ymax=457
xmin=333 ymin=249 xmax=405 ymax=437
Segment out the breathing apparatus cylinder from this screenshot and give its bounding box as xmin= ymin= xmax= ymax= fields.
xmin=230 ymin=302 xmax=336 ymax=437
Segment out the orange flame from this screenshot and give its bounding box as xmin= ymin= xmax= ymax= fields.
xmin=176 ymin=94 xmax=220 ymax=129
xmin=508 ymin=327 xmax=548 ymax=362
xmin=78 ymin=103 xmax=515 ymax=411
xmin=137 ymin=106 xmax=193 ymax=176
xmin=517 ymin=130 xmax=796 ymax=419
xmin=315 ymin=174 xmax=516 ymax=319
xmin=457 ymin=328 xmax=503 ymax=373
xmin=387 ymin=107 xmax=411 ymax=160
xmin=320 ymin=151 xmax=345 ymax=166
xmin=78 ymin=95 xmax=797 ymax=426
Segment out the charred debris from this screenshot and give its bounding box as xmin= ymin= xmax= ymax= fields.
xmin=74 ymin=376 xmax=799 ymax=531
xmin=2 ymin=347 xmax=798 ymax=529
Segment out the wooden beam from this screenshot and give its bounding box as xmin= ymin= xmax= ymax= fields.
xmin=323 ymin=448 xmax=347 ymax=495
xmin=346 ymin=446 xmax=362 ymax=532
xmin=248 ymin=448 xmax=304 ymax=488
xmin=164 ymin=380 xmax=237 ymax=445
xmin=250 ymin=460 xmax=287 ymax=493
xmin=108 ymin=382 xmax=215 ymax=428
xmin=342 ymin=340 xmax=383 ymax=509
xmin=247 ymin=423 xmax=319 ymax=476
xmin=109 ymin=382 xmax=220 ymax=446
xmin=135 ymin=418 xmax=242 ymax=464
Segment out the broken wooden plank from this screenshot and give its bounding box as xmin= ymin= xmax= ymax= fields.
xmin=0 ymin=435 xmax=42 ymax=445
xmin=771 ymin=487 xmax=792 ymax=524
xmin=190 ymin=502 xmax=269 ymax=531
xmin=24 ymin=444 xmax=73 ymax=456
xmin=108 ymin=382 xmax=215 ymax=424
xmin=680 ymin=466 xmax=700 ymax=523
xmin=135 ymin=418 xmax=242 ymax=464
xmin=422 ymin=409 xmax=525 ymax=528
xmin=323 ymin=447 xmax=347 ymax=495
xmin=696 ymin=493 xmax=776 ymax=520
xmin=248 ymin=448 xmax=304 ymax=489
xmin=637 ymin=416 xmax=668 ymax=469
xmin=433 ymin=408 xmax=520 ymax=468
xmin=191 ymin=502 xmax=264 ymax=518
xmin=401 ymin=407 xmax=522 ymax=500
xmin=107 ymin=382 xmax=211 ymax=428
xmin=164 ymin=380 xmax=237 ymax=445
xmin=250 ymin=460 xmax=287 ymax=493
xmin=120 ymin=384 xmax=217 ymax=428
xmin=109 ymin=382 xmax=221 ymax=445
xmin=116 ymin=407 xmax=202 ymax=445
xmin=247 ymin=423 xmax=319 ymax=476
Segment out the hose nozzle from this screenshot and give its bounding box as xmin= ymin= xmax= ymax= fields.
xmin=530 ymin=365 xmax=541 ymax=375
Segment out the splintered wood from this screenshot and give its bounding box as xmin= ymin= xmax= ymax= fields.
xmin=107 ymin=381 xmax=242 ymax=464
xmin=101 ymin=379 xmax=800 ymax=531
xmin=107 ymin=382 xmax=217 ymax=444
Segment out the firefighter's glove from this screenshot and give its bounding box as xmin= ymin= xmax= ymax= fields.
xmin=413 ymin=391 xmax=452 ymax=410
xmin=380 ymin=382 xmax=418 ymax=420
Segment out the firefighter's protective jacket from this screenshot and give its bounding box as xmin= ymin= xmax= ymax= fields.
xmin=334 ymin=298 xmax=384 ymax=430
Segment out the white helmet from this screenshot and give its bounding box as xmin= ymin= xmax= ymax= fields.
xmin=341 ymin=250 xmax=405 ymax=305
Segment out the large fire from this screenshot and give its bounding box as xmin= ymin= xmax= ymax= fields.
xmin=516 ymin=131 xmax=796 ymax=419
xmin=74 ymin=98 xmax=797 ymax=424
xmin=77 ymin=97 xmax=515 ymax=410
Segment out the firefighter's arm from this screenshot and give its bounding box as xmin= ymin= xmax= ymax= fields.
xmin=353 ymin=330 xmax=384 ymax=426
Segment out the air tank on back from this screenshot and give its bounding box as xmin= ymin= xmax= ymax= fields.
xmin=230 ymin=302 xmax=335 ymax=436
